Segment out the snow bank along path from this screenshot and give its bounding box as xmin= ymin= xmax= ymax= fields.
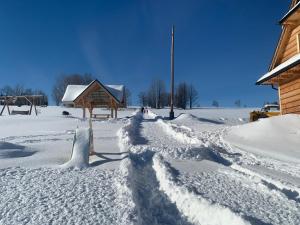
xmin=117 ymin=111 xmax=250 ymax=225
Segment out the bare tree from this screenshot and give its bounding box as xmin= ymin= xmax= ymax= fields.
xmin=14 ymin=84 xmax=25 ymax=96
xmin=212 ymin=100 xmax=219 ymax=107
xmin=147 ymin=79 xmax=167 ymax=109
xmin=234 ymin=99 xmax=241 ymax=107
xmin=188 ymin=84 xmax=198 ymax=109
xmin=125 ymin=88 xmax=132 ymax=106
xmin=0 ymin=85 xmax=14 ymax=96
xmin=175 ymin=82 xmax=189 ymax=109
xmin=52 ymin=73 xmax=94 ymax=105
xmin=138 ymin=91 xmax=148 ymax=106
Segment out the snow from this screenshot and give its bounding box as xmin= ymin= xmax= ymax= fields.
xmin=61 ymin=85 xmax=87 ymax=103
xmin=224 ymin=114 xmax=300 ymax=163
xmin=61 ymin=128 xmax=91 ymax=169
xmin=256 ymin=53 xmax=300 ymax=84
xmin=152 ymin=155 xmax=250 ymax=225
xmin=105 ymin=85 xmax=125 ymax=103
xmin=0 ymin=167 xmax=131 ymax=225
xmin=1 ymin=106 xmax=300 ymax=224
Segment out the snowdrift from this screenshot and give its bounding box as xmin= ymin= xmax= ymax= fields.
xmin=225 ymin=115 xmax=300 ymax=163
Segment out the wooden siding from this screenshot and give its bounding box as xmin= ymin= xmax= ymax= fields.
xmin=279 ymin=25 xmax=300 ymax=64
xmin=280 ymin=76 xmax=300 ymax=114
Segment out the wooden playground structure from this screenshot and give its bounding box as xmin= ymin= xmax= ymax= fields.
xmin=0 ymin=95 xmax=44 ymax=116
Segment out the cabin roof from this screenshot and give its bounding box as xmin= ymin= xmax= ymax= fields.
xmin=280 ymin=1 xmax=300 ymax=23
xmin=61 ymin=80 xmax=125 ymax=104
xmin=257 ymin=53 xmax=300 ymax=85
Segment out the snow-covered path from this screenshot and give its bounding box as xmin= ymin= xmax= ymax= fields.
xmin=1 ymin=107 xmax=300 ymax=225
xmin=120 ymin=112 xmax=300 ymax=225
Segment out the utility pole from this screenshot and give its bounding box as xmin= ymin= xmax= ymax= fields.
xmin=169 ymin=25 xmax=175 ymax=120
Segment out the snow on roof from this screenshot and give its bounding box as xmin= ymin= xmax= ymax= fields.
xmin=256 ymin=53 xmax=300 ymax=84
xmin=61 ymin=81 xmax=125 ymax=103
xmin=61 ymin=85 xmax=87 ymax=103
xmin=105 ymin=85 xmax=125 ymax=103
xmin=263 ymin=104 xmax=279 ymax=108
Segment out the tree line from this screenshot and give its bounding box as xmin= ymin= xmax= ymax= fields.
xmin=138 ymin=79 xmax=199 ymax=109
xmin=0 ymin=84 xmax=48 ymax=106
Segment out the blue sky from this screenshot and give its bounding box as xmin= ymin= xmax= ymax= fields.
xmin=0 ymin=0 xmax=290 ymax=106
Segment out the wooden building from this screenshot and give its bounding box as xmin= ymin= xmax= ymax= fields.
xmin=62 ymin=79 xmax=126 ymax=119
xmin=257 ymin=0 xmax=300 ymax=115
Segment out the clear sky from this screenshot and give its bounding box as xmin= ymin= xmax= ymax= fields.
xmin=0 ymin=0 xmax=291 ymax=106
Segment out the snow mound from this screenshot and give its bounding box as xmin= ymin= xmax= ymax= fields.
xmin=174 ymin=112 xmax=250 ymax=128
xmin=152 ymin=155 xmax=250 ymax=225
xmin=157 ymin=119 xmax=201 ymax=145
xmin=225 ymin=114 xmax=300 ymax=163
xmin=61 ymin=128 xmax=91 ymax=169
xmin=175 ymin=113 xmax=225 ymax=125
xmin=174 ymin=113 xmax=197 ymax=121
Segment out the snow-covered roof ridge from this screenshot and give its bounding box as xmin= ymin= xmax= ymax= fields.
xmin=61 ymin=80 xmax=125 ymax=104
xmin=256 ymin=53 xmax=300 ymax=84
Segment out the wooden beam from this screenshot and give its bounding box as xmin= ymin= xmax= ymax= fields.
xmin=278 ymin=86 xmax=283 ymax=115
xmin=83 ymin=107 xmax=86 ymax=119
xmin=81 ymin=98 xmax=86 ymax=119
xmin=114 ymin=104 xmax=118 ymax=119
xmin=110 ymin=98 xmax=113 ymax=118
xmin=0 ymin=104 xmax=6 ymax=116
xmin=29 ymin=103 xmax=33 ymax=115
xmin=7 ymin=104 xmax=10 ymax=115
xmin=88 ymin=106 xmax=95 ymax=155
xmin=34 ymin=102 xmax=37 ymax=116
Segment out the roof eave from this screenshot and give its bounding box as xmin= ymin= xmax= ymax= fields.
xmin=257 ymin=58 xmax=300 ymax=85
xmin=280 ymin=2 xmax=300 ymax=24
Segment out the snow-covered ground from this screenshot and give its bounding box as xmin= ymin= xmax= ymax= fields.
xmin=0 ymin=106 xmax=299 ymax=224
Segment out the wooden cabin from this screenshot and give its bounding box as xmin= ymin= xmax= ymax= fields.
xmin=257 ymin=0 xmax=300 ymax=115
xmin=62 ymin=79 xmax=126 ymax=119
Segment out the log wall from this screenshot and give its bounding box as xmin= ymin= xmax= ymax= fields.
xmin=280 ymin=25 xmax=300 ymax=64
xmin=280 ymin=76 xmax=300 ymax=114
